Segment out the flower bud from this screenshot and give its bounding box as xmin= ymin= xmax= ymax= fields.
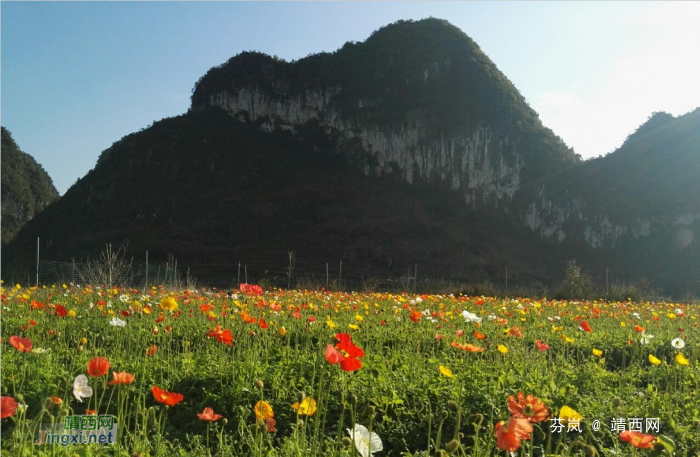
xmin=440 ymin=410 xmax=449 ymax=420
xmin=341 ymin=437 xmax=353 ymax=448
xmin=447 ymin=401 xmax=459 ymax=413
xmin=297 ymin=391 xmax=306 ymax=403
xmin=583 ymin=445 xmax=598 ymax=457
xmin=348 ymin=393 xmax=357 ymax=407
xmin=612 ymin=397 xmax=621 ymax=408
xmin=444 ymin=439 xmax=460 ymax=454
xmin=78 ymin=345 xmax=84 ymax=353
xmin=222 ymin=418 xmax=228 ymax=426
xmin=254 ymin=380 xmax=264 ymax=390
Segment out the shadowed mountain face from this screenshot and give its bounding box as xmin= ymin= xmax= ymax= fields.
xmin=3 ymin=19 xmax=699 ymax=296
xmin=1 ymin=127 xmax=59 ymax=245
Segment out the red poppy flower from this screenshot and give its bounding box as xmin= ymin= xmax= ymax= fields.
xmin=1 ymin=396 xmax=19 ymax=419
xmin=207 ymin=324 xmax=234 ymax=346
xmin=108 ymin=372 xmax=135 ymax=385
xmin=55 ymin=305 xmax=68 ymax=317
xmin=239 ymin=283 xmax=263 ymax=296
xmin=535 ymin=339 xmax=550 ymax=351
xmin=120 ymin=310 xmax=130 ymax=317
xmin=155 ymin=314 xmax=166 ymax=323
xmin=474 ymin=330 xmax=486 ymax=340
xmin=325 ymin=333 xmax=364 ymax=372
xmin=151 ymin=386 xmax=184 ymax=406
xmin=619 ymin=431 xmax=655 ymax=449
xmin=29 ymin=319 xmax=37 ymax=326
xmin=580 ymin=321 xmax=593 ymax=333
xmin=264 ymin=417 xmax=276 ymax=432
xmin=495 ymin=416 xmax=533 ymax=452
xmin=31 ymin=300 xmax=45 ymax=309
xmin=9 ymin=336 xmax=33 ymax=352
xmin=507 ymin=392 xmax=550 ymax=423
xmin=146 ymin=344 xmax=158 ymax=356
xmin=87 ymin=357 xmax=110 ymax=377
xmin=198 ymin=407 xmax=223 ymax=421
xmin=258 ymin=318 xmax=268 ymax=329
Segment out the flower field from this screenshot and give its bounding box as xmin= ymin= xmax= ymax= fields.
xmin=1 ymin=283 xmax=698 ymax=456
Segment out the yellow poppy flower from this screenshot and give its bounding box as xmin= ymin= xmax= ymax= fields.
xmin=676 ymin=353 xmax=690 ymax=366
xmin=278 ymin=326 xmax=287 ymax=336
xmin=439 ymin=365 xmax=454 ymax=378
xmin=559 ymin=406 xmax=583 ymax=426
xmin=592 ymin=348 xmax=603 ymax=357
xmin=160 ymin=297 xmax=178 ymax=312
xmin=291 ymin=397 xmax=317 ymax=416
xmin=648 ymin=354 xmax=661 ymax=365
xmin=497 ymin=344 xmax=508 ymax=354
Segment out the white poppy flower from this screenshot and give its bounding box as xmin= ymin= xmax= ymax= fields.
xmin=671 ymin=337 xmax=686 ymax=349
xmin=415 ymin=297 xmax=423 ymax=303
xmin=110 ymin=317 xmax=127 ymax=327
xmin=347 ymin=423 xmax=383 ymax=457
xmin=462 ymin=310 xmax=482 ymax=323
xmin=640 ymin=332 xmax=654 ymax=345
xmin=73 ymin=375 xmax=93 ymax=403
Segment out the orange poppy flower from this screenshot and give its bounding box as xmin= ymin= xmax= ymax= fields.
xmin=49 ymin=396 xmax=63 ymax=405
xmin=619 ymin=431 xmax=655 ymax=449
xmin=9 ymin=336 xmax=33 ymax=352
xmin=146 ymin=344 xmax=158 ymax=356
xmin=151 ymin=386 xmax=184 ymax=406
xmin=473 ymin=330 xmax=486 ymax=340
xmin=634 ymin=325 xmax=645 ymax=333
xmin=409 ymin=310 xmax=422 ymax=322
xmin=85 ymin=409 xmax=97 ymax=415
xmin=254 ymin=400 xmax=274 ymax=421
xmin=450 ymin=341 xmax=485 ymax=352
xmin=241 ymin=311 xmax=256 ymax=324
xmin=197 ymin=407 xmax=223 ymax=421
xmin=87 ymin=357 xmax=110 ymax=377
xmin=108 ymin=372 xmax=135 ymax=385
xmin=580 ymin=321 xmax=593 ymax=332
xmin=507 ymin=392 xmax=550 ymax=423
xmin=495 ymin=416 xmax=533 ymax=452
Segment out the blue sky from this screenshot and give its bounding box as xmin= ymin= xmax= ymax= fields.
xmin=3 ymin=2 xmax=699 ymax=195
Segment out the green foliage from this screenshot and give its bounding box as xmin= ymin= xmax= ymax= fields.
xmin=554 ymin=260 xmax=596 ymax=300
xmin=1 ymin=127 xmax=59 ymax=244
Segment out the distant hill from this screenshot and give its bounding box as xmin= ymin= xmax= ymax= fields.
xmin=1 ymin=127 xmax=59 ymax=244
xmin=3 ymin=19 xmax=699 ymax=297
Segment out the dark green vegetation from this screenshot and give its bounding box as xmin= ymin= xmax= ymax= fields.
xmin=1 ymin=127 xmax=59 ymax=245
xmin=2 ymin=108 xmax=560 ymax=289
xmin=3 ymin=19 xmax=699 ymax=297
